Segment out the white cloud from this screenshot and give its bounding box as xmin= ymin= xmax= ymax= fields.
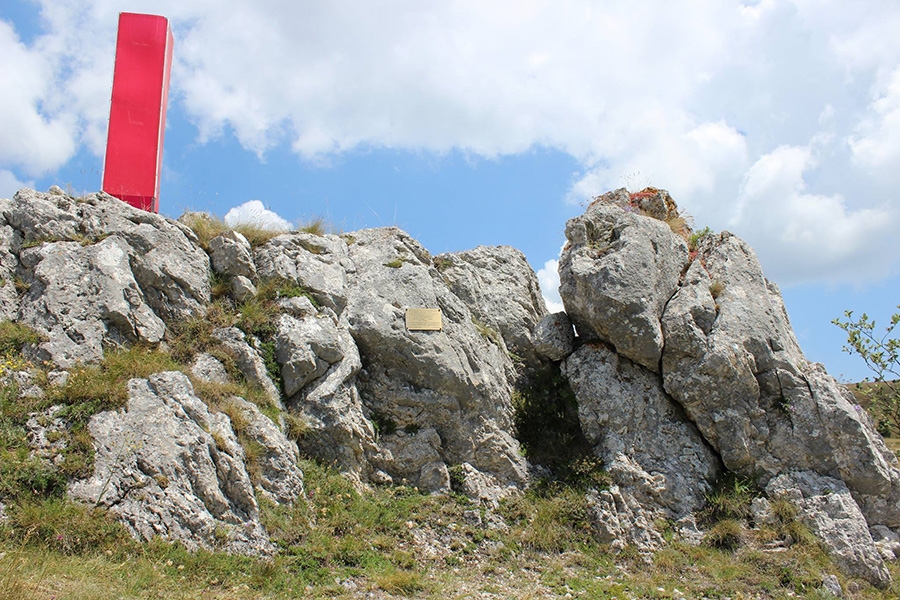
xmin=0 ymin=21 xmax=77 ymax=174
xmin=731 ymin=144 xmax=897 ymax=285
xmin=224 ymin=200 xmax=292 ymax=231
xmin=4 ymin=0 xmax=900 ymax=285
xmin=536 ymin=258 xmax=565 ymax=314
xmin=849 ymin=65 xmax=900 ymax=176
xmin=0 ymin=169 xmax=32 ymax=200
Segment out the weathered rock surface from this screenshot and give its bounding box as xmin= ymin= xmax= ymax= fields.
xmin=221 ymin=396 xmax=304 ymax=505
xmin=3 ymin=189 xmax=211 ymax=362
xmin=532 ymin=312 xmax=576 ymax=362
xmin=562 ymin=344 xmax=720 ymax=519
xmin=254 ymin=233 xmax=352 ymax=313
xmin=766 ymin=471 xmax=891 ymax=588
xmin=435 ymin=245 xmax=548 ymax=369
xmin=2 ymin=183 xmax=896 ymax=581
xmin=559 ymin=188 xmax=689 ymax=372
xmin=661 ymin=232 xmax=900 ymax=527
xmin=209 ymin=230 xmax=256 ymax=280
xmin=213 ymin=327 xmax=282 ymax=408
xmin=586 ymin=485 xmax=665 ymax=553
xmin=342 ymin=228 xmax=529 ymax=494
xmin=18 ymin=237 xmax=166 ymax=367
xmin=68 ymin=372 xmax=275 ymax=555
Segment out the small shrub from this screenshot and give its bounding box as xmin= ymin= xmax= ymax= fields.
xmin=432 ymin=256 xmax=453 ymax=271
xmin=0 ymin=322 xmax=42 ymax=356
xmin=384 ymin=258 xmax=405 ymax=268
xmin=709 ymin=280 xmax=725 ymax=299
xmin=705 ymin=518 xmax=744 ymax=550
xmin=298 ymin=218 xmax=326 ymax=236
xmin=375 ymin=569 xmax=427 ymax=595
xmin=370 ymin=410 xmax=397 ymax=439
xmin=180 ymin=212 xmax=230 ymax=250
xmin=689 ymin=226 xmax=713 ymax=252
xmin=702 ymin=473 xmax=757 ymax=524
xmin=283 ymin=412 xmax=309 ymax=442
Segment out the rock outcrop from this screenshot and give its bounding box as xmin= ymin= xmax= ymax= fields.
xmin=3 ymin=185 xmax=897 ymax=587
xmin=68 ymin=372 xmax=278 ymax=555
xmin=557 ymin=188 xmax=900 ymax=584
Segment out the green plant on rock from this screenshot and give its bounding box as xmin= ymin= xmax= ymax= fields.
xmin=689 ymin=226 xmax=713 ymax=252
xmin=512 ymin=364 xmax=600 ymax=488
xmin=0 ymin=321 xmax=43 ymax=356
xmin=833 ymin=305 xmax=900 ymax=436
xmin=701 ymin=473 xmax=757 ymax=524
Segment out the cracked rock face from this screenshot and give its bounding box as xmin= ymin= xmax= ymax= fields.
xmin=68 ymin=372 xmax=276 ymax=556
xmin=559 ymin=188 xmax=689 ymax=372
xmin=660 ymin=231 xmax=900 ymax=528
xmin=558 ymin=188 xmax=900 ymax=584
xmin=18 ymin=237 xmax=165 ymax=367
xmin=563 ymin=343 xmax=720 ymax=519
xmin=342 ymin=228 xmax=530 ymax=493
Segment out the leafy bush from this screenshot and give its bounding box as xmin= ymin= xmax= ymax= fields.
xmin=833 ymin=305 xmax=900 ymax=435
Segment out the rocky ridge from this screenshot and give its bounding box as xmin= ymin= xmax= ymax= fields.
xmin=2 ymin=185 xmax=898 ymax=589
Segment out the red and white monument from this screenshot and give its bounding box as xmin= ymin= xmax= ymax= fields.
xmin=101 ymin=13 xmax=173 ymax=213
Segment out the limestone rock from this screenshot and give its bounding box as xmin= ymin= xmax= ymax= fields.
xmin=661 ymin=233 xmax=900 ymax=527
xmin=374 ymin=428 xmax=450 ymax=493
xmin=230 ymin=275 xmax=257 ymax=304
xmin=222 ymin=396 xmax=304 ymax=504
xmin=208 ymin=230 xmax=256 ymax=279
xmin=213 ymin=327 xmax=282 ymax=407
xmin=0 ymin=198 xmax=21 ymax=321
xmin=562 ymin=344 xmax=720 ymax=518
xmin=586 ymin=485 xmax=665 ymax=553
xmin=766 ymin=471 xmax=891 ymax=588
xmin=559 ymin=188 xmax=689 ymax=372
xmin=532 ymin=312 xmax=575 ymax=362
xmin=275 ymin=312 xmax=347 ymax=398
xmin=254 ymin=233 xmax=351 ymax=313
xmin=343 ymin=227 xmax=529 ymax=493
xmin=191 ymin=353 xmax=229 ymax=384
xmin=68 ymin=372 xmax=275 ymax=555
xmin=282 ymin=311 xmax=378 ymax=479
xmin=435 ymin=245 xmax=548 ymax=369
xmin=7 ymin=188 xmax=210 ymax=343
xmin=17 ymin=237 xmax=165 ymax=367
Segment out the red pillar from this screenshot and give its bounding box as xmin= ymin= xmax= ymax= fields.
xmin=101 ymin=13 xmax=173 ymax=213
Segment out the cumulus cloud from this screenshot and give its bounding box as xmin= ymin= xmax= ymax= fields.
xmin=731 ymin=144 xmax=896 ymax=285
xmin=536 ymin=258 xmax=565 ymax=314
xmin=224 ymin=200 xmax=292 ymax=231
xmin=4 ymin=0 xmax=900 ymax=285
xmin=849 ymin=65 xmax=900 ymax=176
xmin=0 ymin=170 xmax=32 ymax=200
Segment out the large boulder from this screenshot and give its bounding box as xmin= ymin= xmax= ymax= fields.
xmin=68 ymin=372 xmax=276 ymax=555
xmin=342 ymin=228 xmax=529 ymax=494
xmin=562 ymin=343 xmax=720 ymax=519
xmin=13 ymin=189 xmax=211 ymax=322
xmin=277 ymin=304 xmax=379 ymax=481
xmin=559 ymin=188 xmax=689 ymax=372
xmin=254 ymin=233 xmax=352 ymax=313
xmin=435 ymin=245 xmax=548 ymax=370
xmin=17 ymin=237 xmax=165 ymax=367
xmin=661 ymin=232 xmax=900 ymax=528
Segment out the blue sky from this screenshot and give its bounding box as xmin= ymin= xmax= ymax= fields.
xmin=1 ymin=0 xmax=898 ymax=382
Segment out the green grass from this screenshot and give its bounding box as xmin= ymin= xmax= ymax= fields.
xmin=0 ymin=455 xmax=898 ymax=598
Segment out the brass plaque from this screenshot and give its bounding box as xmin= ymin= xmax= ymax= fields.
xmin=406 ymin=308 xmax=442 ymax=331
